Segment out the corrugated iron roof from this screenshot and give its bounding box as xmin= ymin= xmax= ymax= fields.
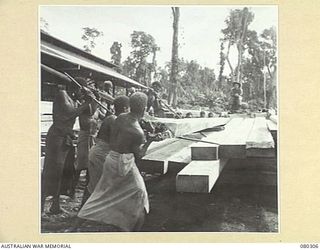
xmin=41 ymin=32 xmax=147 ymax=89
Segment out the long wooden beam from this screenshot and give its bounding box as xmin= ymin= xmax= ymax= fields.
xmin=246 ymin=117 xmax=275 ymax=149
xmin=140 ymin=133 xmax=204 ymax=174
xmin=176 ymin=159 xmax=229 ymax=193
xmin=141 ymin=117 xmax=276 ymax=174
xmin=246 ymin=117 xmax=275 ymax=158
xmin=145 ymin=117 xmax=230 ymax=137
xmin=141 ymin=138 xmax=194 ymax=174
xmin=190 ymin=117 xmax=255 ymax=159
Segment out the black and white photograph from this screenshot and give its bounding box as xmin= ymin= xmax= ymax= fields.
xmin=40 ymin=5 xmax=278 ymax=233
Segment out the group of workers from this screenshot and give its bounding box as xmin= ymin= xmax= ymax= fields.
xmin=41 ymin=76 xmax=243 ymax=231
xmin=41 ymin=77 xmax=162 ymax=232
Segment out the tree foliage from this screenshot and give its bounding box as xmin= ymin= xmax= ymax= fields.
xmin=81 ymin=27 xmax=104 ymax=53
xmin=40 ymin=17 xmax=49 ymax=33
xmin=122 ymin=31 xmax=159 ymax=85
xmin=156 ymin=59 xmax=219 ymax=110
xmin=219 ymin=8 xmax=277 ymax=110
xmin=110 ymin=41 xmax=122 ymax=66
xmin=221 ymin=7 xmax=255 ymax=82
xmin=72 ymin=7 xmax=277 ymax=112
xmin=239 ymin=26 xmax=277 ymax=108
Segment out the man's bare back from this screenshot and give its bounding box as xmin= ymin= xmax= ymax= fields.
xmin=97 ymin=114 xmax=116 ymax=143
xmin=110 ymin=113 xmax=146 ymax=157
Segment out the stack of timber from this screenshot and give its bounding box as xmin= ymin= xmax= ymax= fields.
xmin=176 ymin=116 xmax=276 ymax=192
xmin=140 ymin=117 xmax=230 ymax=174
xmin=141 ymin=116 xmax=276 ymax=192
xmin=175 ymin=118 xmax=251 ymax=193
xmin=191 ymin=117 xmax=256 ymax=159
xmin=187 ymin=116 xmax=275 ymax=159
xmin=140 ymin=136 xmax=200 ymax=174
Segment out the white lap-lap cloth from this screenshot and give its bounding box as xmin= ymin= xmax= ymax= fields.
xmin=87 ymin=138 xmax=111 ymax=194
xmin=78 ymin=151 xmax=149 ymax=231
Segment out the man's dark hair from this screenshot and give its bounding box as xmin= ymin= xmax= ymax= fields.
xmin=104 ymin=80 xmax=113 ymax=90
xmin=152 ymin=81 xmax=162 ymax=90
xmin=74 ymin=77 xmax=88 ymax=87
xmin=200 ymin=111 xmax=206 ymax=117
xmin=114 ymin=95 xmax=129 ymax=115
xmin=130 ymin=92 xmax=148 ymax=115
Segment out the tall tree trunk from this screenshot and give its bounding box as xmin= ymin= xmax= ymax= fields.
xmin=225 ymin=40 xmax=235 ymax=81
xmin=270 ymin=65 xmax=277 ymax=108
xmin=168 ymin=7 xmax=180 ymax=108
xmin=151 ymin=49 xmax=157 ymax=82
xmin=236 ymin=8 xmax=249 ymax=84
xmin=236 ymin=42 xmax=243 ymax=82
xmin=218 ymin=42 xmax=225 ymax=89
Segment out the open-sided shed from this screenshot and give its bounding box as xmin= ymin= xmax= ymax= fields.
xmin=40 ymin=31 xmax=147 ymax=101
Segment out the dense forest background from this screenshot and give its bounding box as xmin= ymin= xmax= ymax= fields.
xmin=41 ymin=7 xmax=277 ymax=113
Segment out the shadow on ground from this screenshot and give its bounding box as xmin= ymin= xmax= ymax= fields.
xmin=41 ymin=158 xmax=278 ymax=233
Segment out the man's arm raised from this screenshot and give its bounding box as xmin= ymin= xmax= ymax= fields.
xmin=57 ymin=90 xmax=94 ymax=121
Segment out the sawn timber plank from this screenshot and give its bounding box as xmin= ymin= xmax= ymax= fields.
xmin=176 ymin=159 xmax=229 ymax=193
xmin=190 ymin=117 xmax=255 ymax=159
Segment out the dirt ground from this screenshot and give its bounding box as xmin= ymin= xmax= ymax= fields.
xmin=41 ymin=157 xmax=278 ymax=233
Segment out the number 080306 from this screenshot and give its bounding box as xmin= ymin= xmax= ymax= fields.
xmin=300 ymin=244 xmax=319 ymax=248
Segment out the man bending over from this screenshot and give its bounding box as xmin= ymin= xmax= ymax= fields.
xmin=78 ymin=92 xmax=159 ymax=231
xmin=81 ymin=95 xmax=130 ymax=205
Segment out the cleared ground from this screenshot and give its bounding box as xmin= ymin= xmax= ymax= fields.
xmin=41 ymin=157 xmax=278 ymax=233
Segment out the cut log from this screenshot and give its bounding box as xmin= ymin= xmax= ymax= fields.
xmin=176 ymin=159 xmax=228 ymax=193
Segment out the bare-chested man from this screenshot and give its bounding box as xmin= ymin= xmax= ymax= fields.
xmin=81 ymin=95 xmax=130 ymax=205
xmin=75 ymin=77 xmax=99 ymax=171
xmin=41 ymin=84 xmax=94 ymax=215
xmin=78 ymin=92 xmax=158 ymax=232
